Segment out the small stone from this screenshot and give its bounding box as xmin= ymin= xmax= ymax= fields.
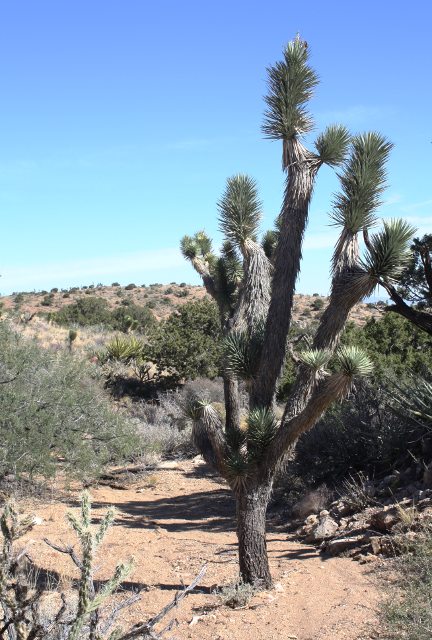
xmin=370 ymin=537 xmax=383 ymax=555
xmin=369 ymin=506 xmax=400 ymax=532
xmin=307 ymin=515 xmax=339 ymax=542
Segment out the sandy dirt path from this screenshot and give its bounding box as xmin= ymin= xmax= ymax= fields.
xmin=20 ymin=461 xmax=381 ymax=639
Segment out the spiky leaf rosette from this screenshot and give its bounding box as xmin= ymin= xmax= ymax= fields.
xmin=218 ymin=174 xmax=262 ymax=250
xmin=180 ymin=234 xmax=200 ymax=260
xmin=299 ymin=348 xmax=332 ymax=372
xmin=211 ymin=240 xmax=243 ymax=313
xmin=224 ymin=323 xmax=265 ymax=383
xmin=335 ymin=346 xmax=373 ymax=378
xmin=388 ymin=374 xmax=432 ymax=429
xmin=330 ymin=133 xmax=393 ymax=234
xmin=362 ymin=218 xmax=416 ymax=284
xmin=262 ymin=37 xmax=318 ymax=142
xmin=224 ymin=449 xmax=249 ymax=491
xmin=180 ymin=231 xmax=213 ymax=261
xmin=225 ymin=424 xmax=247 ymax=451
xmin=314 ymin=124 xmax=351 ymax=167
xmin=247 ymin=408 xmax=278 ymax=460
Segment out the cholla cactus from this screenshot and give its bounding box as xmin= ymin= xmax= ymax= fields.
xmin=180 ymin=37 xmax=414 ymax=588
xmin=0 ymin=493 xmax=204 ymax=639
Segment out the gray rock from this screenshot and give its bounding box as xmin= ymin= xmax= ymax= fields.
xmin=323 ymin=534 xmax=367 ymax=556
xmin=307 ymin=515 xmax=339 ymax=542
xmin=369 ymin=506 xmax=400 ymax=532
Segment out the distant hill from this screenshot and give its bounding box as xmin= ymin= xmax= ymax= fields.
xmin=0 ymin=283 xmax=381 ymax=326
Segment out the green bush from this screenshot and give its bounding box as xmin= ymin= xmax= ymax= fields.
xmin=51 ymin=296 xmax=112 ymax=326
xmin=0 ymin=322 xmax=137 ymax=482
xmin=311 ymin=297 xmax=324 ymax=311
xmin=149 ymin=299 xmax=223 ymax=383
xmin=125 ymin=283 xmax=136 ymax=290
xmin=342 ymin=314 xmax=432 ymax=379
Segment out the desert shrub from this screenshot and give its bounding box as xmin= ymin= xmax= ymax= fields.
xmin=128 ymin=393 xmax=195 ymax=458
xmin=149 ymin=299 xmax=223 ymax=383
xmin=41 ymin=294 xmax=54 ymax=307
xmin=110 ymin=303 xmax=156 ymax=333
xmin=342 ymin=314 xmax=432 ymax=379
xmin=383 ymin=520 xmax=432 ymax=639
xmin=62 ymin=292 xmax=70 ymax=298
xmin=14 ymin=293 xmax=24 ymax=304
xmin=311 ymin=297 xmax=324 ymax=310
xmin=52 ymin=296 xmax=112 ymax=327
xmin=290 ymin=380 xmax=414 ymax=488
xmin=124 ymin=283 xmax=136 ymax=290
xmin=0 ymin=322 xmax=137 ymax=482
xmin=111 ymin=281 xmax=120 ymax=287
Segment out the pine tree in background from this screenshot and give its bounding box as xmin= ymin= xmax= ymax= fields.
xmin=180 ymin=37 xmax=414 ymax=588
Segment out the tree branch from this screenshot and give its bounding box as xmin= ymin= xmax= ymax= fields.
xmin=251 ymin=139 xmax=320 ymax=408
xmin=115 ymin=565 xmax=207 ymax=640
xmin=383 ymin=281 xmax=432 ymax=336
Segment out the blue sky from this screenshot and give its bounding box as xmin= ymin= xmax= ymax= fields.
xmin=0 ymin=0 xmax=431 ymax=295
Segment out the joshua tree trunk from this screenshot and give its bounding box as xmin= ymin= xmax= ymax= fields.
xmin=236 ymin=481 xmax=273 ymax=588
xmin=223 ymin=374 xmax=241 ymax=433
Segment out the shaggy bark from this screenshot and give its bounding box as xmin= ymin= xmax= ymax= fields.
xmin=236 ymin=482 xmax=273 ymax=588
xmin=252 ymin=140 xmax=320 ymax=408
xmin=223 ymin=374 xmax=241 ymax=434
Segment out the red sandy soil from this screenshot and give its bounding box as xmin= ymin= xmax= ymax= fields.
xmin=19 ymin=460 xmax=383 ymax=640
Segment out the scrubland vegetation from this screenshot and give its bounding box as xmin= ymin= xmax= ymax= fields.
xmin=1 ymin=36 xmax=432 ymax=639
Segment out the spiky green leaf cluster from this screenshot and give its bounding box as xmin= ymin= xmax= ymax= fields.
xmin=389 ymin=374 xmax=432 ymax=429
xmin=211 ymin=241 xmax=243 ymax=312
xmin=224 ymin=323 xmax=265 ymax=382
xmin=262 ymin=38 xmax=318 ymax=140
xmin=246 ymin=408 xmax=278 ymax=460
xmin=225 ymin=425 xmax=247 ymax=451
xmin=331 ymin=133 xmax=393 ymax=233
xmin=182 ymin=392 xmax=211 ymax=421
xmin=336 ymin=345 xmax=373 ymax=377
xmin=314 ymin=124 xmax=351 ymax=167
xmin=262 ymin=229 xmax=279 ymax=260
xmin=362 ymin=218 xmax=416 ymax=283
xmin=105 ymin=334 xmax=145 ymax=362
xmin=224 ymin=449 xmax=249 ymax=488
xmin=299 ymin=348 xmax=332 ymax=372
xmin=180 ymin=230 xmax=213 ymax=261
xmin=218 ymin=174 xmax=262 ymax=249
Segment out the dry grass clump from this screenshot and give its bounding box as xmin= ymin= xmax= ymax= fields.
xmin=382 ymin=520 xmax=432 ymax=639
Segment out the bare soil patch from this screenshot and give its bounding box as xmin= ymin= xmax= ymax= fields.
xmin=19 ymin=461 xmax=381 ymax=639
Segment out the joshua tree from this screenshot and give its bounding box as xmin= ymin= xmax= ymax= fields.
xmin=381 ymin=233 xmax=432 ymax=335
xmin=180 ymin=37 xmax=414 ymax=588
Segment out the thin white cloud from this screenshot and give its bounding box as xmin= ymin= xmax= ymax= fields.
xmin=317 ymin=105 xmax=396 ymax=126
xmin=1 ymin=248 xmax=184 ymax=292
xmin=401 ymin=199 xmax=432 ymax=213
xmin=381 ymin=193 xmax=402 ymax=207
